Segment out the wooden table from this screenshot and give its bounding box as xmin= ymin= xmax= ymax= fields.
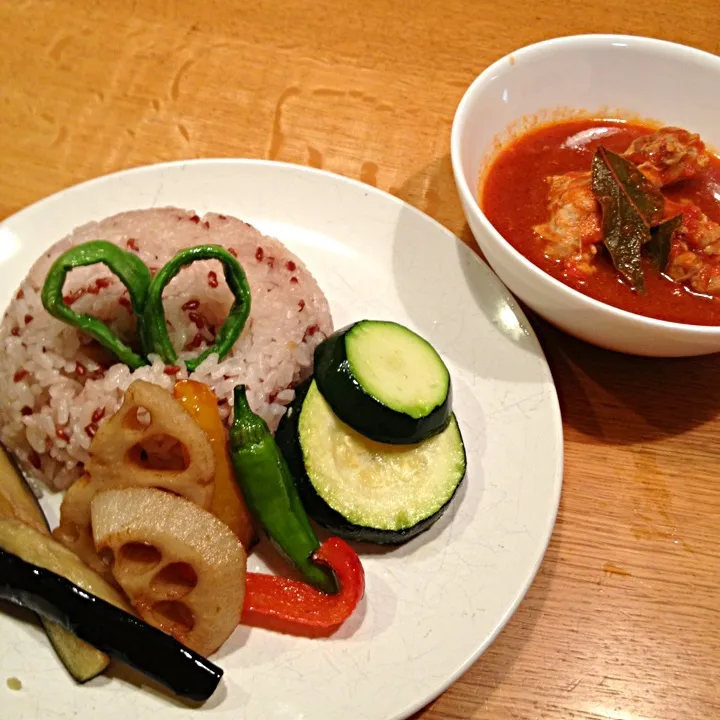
xmin=2 ymin=2 xmax=720 ymax=718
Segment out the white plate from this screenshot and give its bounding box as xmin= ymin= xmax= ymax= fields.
xmin=0 ymin=160 xmax=563 ymax=720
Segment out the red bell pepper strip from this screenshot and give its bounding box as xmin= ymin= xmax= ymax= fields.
xmin=241 ymin=537 xmax=364 ymax=638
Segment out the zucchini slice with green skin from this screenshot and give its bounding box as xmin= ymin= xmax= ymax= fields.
xmin=0 ymin=446 xmax=110 ymax=682
xmin=0 ymin=548 xmax=223 ymax=702
xmin=314 ymin=321 xmax=452 ymax=444
xmin=276 ymin=380 xmax=466 ymax=544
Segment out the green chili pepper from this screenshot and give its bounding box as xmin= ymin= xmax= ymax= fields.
xmin=40 ymin=241 xmax=152 ymax=369
xmin=143 ymin=245 xmax=251 ymax=372
xmin=230 ymin=386 xmax=338 ymax=594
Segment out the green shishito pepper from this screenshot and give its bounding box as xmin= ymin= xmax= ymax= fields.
xmin=40 ymin=242 xmax=252 ymax=372
xmin=230 ymin=386 xmax=338 ymax=595
xmin=143 ymin=245 xmax=251 ymax=372
xmin=41 ymin=241 xmax=152 ymax=369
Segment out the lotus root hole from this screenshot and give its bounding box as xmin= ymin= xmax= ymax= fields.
xmin=127 ymin=434 xmax=190 ymax=471
xmin=150 ymin=562 xmax=198 ymax=600
xmin=122 ymin=405 xmax=152 ymax=431
xmin=150 ymin=600 xmax=195 ymax=635
xmin=58 ymin=521 xmax=81 ymax=543
xmin=98 ymin=547 xmax=115 ymax=568
xmin=118 ymin=542 xmax=162 ymax=573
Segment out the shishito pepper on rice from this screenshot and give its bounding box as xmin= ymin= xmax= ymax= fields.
xmin=41 ymin=241 xmax=152 ymax=370
xmin=143 ymin=245 xmax=252 ymax=372
xmin=40 ymin=242 xmax=252 ymax=372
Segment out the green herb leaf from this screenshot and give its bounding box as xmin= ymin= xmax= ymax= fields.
xmin=591 ymin=147 xmax=666 ymax=293
xmin=646 ymin=214 xmax=683 ymax=272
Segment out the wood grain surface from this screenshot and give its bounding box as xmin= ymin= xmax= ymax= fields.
xmin=2 ymin=1 xmax=720 ymax=718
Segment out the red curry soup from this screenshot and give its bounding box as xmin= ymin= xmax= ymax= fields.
xmin=481 ymin=119 xmax=720 ymax=326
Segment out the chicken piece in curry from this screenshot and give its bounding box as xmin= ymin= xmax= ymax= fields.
xmin=624 ymin=127 xmax=710 ymax=188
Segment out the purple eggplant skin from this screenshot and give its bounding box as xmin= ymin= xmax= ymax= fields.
xmin=0 ymin=548 xmax=223 ymax=702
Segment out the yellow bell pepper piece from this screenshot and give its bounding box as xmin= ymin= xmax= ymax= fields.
xmin=174 ymin=380 xmax=257 ymax=551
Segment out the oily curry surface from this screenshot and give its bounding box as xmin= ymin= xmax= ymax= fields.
xmin=481 ymin=119 xmax=720 ymax=325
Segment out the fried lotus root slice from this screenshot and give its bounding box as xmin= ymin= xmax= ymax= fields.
xmin=91 ymin=488 xmax=246 ymax=657
xmin=54 ymin=475 xmax=110 ymax=578
xmin=87 ymin=380 xmax=215 ymax=509
xmin=56 ymin=381 xmax=215 ymax=576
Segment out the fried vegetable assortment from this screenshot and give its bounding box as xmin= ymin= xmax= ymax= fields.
xmin=0 ymin=383 xmax=245 ymax=700
xmin=4 ymin=267 xmax=460 ymax=705
xmin=54 ymin=380 xmax=215 ymax=574
xmin=0 ymin=548 xmax=223 ymax=701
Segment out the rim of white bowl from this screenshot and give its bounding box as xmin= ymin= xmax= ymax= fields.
xmin=451 ymin=33 xmax=720 ymax=336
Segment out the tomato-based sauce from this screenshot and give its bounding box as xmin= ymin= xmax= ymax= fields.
xmin=481 ymin=119 xmax=720 ymax=325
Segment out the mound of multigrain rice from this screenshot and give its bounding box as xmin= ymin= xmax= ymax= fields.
xmin=0 ymin=208 xmax=332 ymax=491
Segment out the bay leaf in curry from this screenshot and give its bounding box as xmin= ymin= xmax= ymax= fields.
xmin=646 ymin=214 xmax=683 ymax=272
xmin=591 ymin=147 xmax=665 ymax=293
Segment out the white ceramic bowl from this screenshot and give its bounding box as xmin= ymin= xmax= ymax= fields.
xmin=451 ymin=35 xmax=720 ymax=357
